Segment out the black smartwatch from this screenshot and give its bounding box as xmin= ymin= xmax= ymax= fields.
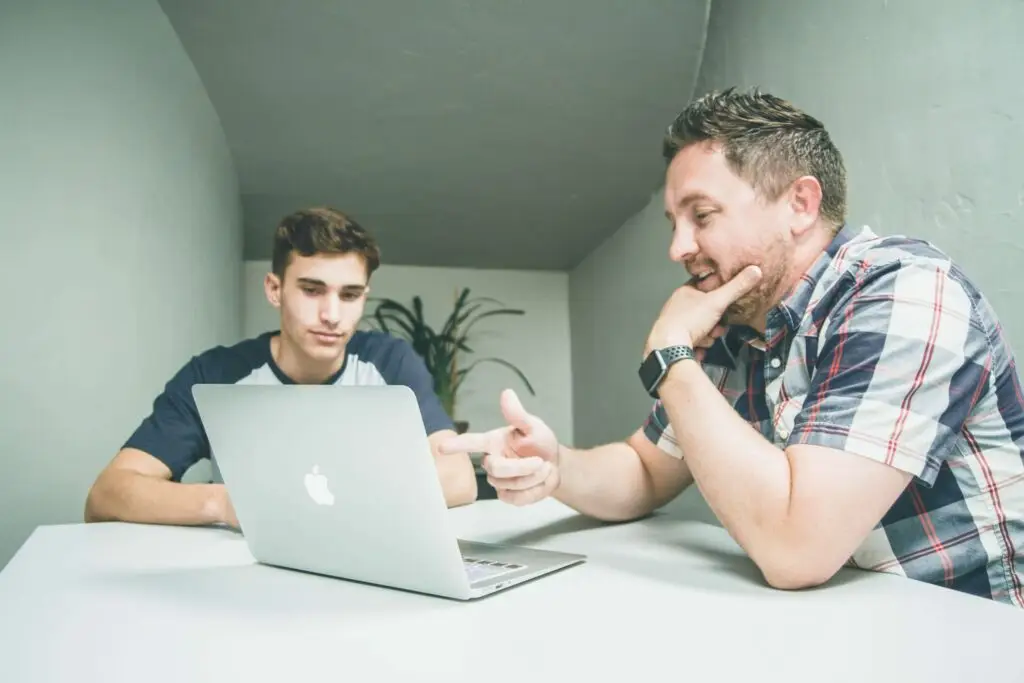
xmin=638 ymin=345 xmax=697 ymax=398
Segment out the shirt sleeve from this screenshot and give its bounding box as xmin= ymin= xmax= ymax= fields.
xmin=381 ymin=338 xmax=456 ymax=435
xmin=643 ymin=399 xmax=683 ymax=458
xmin=787 ymin=260 xmax=989 ymax=485
xmin=122 ymin=357 xmax=210 ymax=482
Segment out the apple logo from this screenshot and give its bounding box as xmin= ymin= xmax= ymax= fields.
xmin=304 ymin=465 xmax=335 ymax=506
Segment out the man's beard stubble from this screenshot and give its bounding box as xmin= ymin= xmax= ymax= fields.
xmin=721 ymin=248 xmax=790 ymax=328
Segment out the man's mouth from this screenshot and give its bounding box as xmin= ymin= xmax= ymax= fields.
xmin=691 ymin=269 xmax=716 ymax=285
xmin=312 ymin=331 xmax=343 ymax=342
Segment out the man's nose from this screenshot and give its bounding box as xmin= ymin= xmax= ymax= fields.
xmin=669 ymin=223 xmax=698 ymax=263
xmin=320 ymin=297 xmax=341 ymax=326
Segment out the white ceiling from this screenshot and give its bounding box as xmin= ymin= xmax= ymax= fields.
xmin=158 ymin=0 xmax=709 ymax=269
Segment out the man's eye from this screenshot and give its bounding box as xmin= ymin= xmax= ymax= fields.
xmin=301 ymin=287 xmax=318 ymax=295
xmin=695 ymin=211 xmax=713 ymax=225
xmin=340 ymin=292 xmax=361 ymax=302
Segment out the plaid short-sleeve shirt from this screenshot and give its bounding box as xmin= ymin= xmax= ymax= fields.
xmin=644 ymin=224 xmax=1024 ymax=606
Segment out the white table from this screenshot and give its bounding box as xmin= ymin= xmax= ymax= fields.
xmin=1 ymin=500 xmax=1022 ymax=682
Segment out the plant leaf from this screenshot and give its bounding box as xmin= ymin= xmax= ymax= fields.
xmin=374 ymin=311 xmax=416 ymax=340
xmin=457 ymin=308 xmax=525 ymax=341
xmin=363 ymin=291 xmax=533 ymax=418
xmin=453 ymin=357 xmax=536 ymax=396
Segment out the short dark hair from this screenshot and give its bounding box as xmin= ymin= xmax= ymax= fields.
xmin=271 ymin=207 xmax=381 ymax=278
xmin=663 ymin=87 xmax=847 ymax=227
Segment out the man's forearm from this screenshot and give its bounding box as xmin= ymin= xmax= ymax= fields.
xmin=436 ymin=453 xmax=478 ymax=508
xmin=658 ymin=361 xmax=792 ymax=560
xmin=85 ymin=471 xmax=229 ymax=526
xmin=554 ymin=442 xmax=662 ymax=521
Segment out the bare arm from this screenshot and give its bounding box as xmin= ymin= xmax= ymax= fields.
xmin=658 ymin=361 xmax=912 ymax=588
xmin=554 ymin=428 xmax=694 ymax=522
xmin=438 ymin=391 xmax=694 ymax=517
xmin=84 ymin=448 xmax=234 ymax=527
xmin=428 ymin=429 xmax=478 ymax=508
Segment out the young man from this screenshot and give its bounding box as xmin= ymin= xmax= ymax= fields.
xmin=86 ymin=207 xmax=477 ymax=527
xmin=444 ymin=88 xmax=1024 ymax=606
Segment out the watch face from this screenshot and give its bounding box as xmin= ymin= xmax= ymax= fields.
xmin=638 ymin=351 xmax=666 ymax=398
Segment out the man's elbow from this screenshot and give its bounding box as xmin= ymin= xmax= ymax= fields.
xmin=585 ymin=505 xmax=653 ymax=524
xmin=83 ymin=468 xmax=129 ymax=523
xmin=760 ymin=565 xmax=834 ymax=591
xmin=83 ymin=478 xmax=108 ymax=523
xmin=755 ymin=546 xmax=842 ymax=591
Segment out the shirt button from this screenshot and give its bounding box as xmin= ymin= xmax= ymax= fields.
xmin=777 ymin=428 xmax=790 ymax=441
xmin=769 ymin=357 xmax=782 ymax=369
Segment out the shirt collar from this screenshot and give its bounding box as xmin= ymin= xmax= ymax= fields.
xmin=705 ymin=223 xmax=860 ymax=364
xmin=769 ymin=222 xmax=859 ymax=335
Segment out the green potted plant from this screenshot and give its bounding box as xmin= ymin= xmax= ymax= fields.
xmin=364 ymin=287 xmax=535 ymax=433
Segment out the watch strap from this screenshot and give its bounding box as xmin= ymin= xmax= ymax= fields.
xmin=640 ymin=344 xmax=697 ymax=399
xmin=659 ymin=345 xmax=696 ymax=366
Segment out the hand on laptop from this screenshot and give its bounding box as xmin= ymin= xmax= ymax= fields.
xmin=440 ymin=389 xmax=560 ymax=506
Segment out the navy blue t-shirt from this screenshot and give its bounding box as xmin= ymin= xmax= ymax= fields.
xmin=124 ymin=330 xmax=454 ymax=482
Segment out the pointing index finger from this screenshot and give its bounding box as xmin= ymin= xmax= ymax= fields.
xmin=438 ymin=429 xmax=503 ymax=455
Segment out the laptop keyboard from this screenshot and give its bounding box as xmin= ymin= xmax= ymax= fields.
xmin=463 ymin=556 xmax=526 ymax=583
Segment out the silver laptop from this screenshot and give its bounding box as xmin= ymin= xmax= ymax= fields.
xmin=191 ymin=383 xmax=585 ymax=600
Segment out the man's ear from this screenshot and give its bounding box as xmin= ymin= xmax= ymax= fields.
xmin=788 ymin=175 xmax=823 ymax=238
xmin=264 ymin=272 xmax=282 ymax=308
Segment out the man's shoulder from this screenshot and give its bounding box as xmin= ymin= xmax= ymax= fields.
xmin=343 ymin=329 xmax=431 ymax=387
xmin=810 ymin=227 xmax=1000 ymax=342
xmin=821 ymin=226 xmax=987 ymax=303
xmin=179 ymin=332 xmax=274 ymax=385
xmin=833 ymin=227 xmax=955 ymax=276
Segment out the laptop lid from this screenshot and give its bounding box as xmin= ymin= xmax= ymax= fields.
xmin=191 ymin=383 xmax=473 ymax=598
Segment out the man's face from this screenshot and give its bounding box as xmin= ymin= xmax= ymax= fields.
xmin=663 ymin=142 xmax=794 ymax=326
xmin=265 ymin=252 xmax=370 ymax=365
